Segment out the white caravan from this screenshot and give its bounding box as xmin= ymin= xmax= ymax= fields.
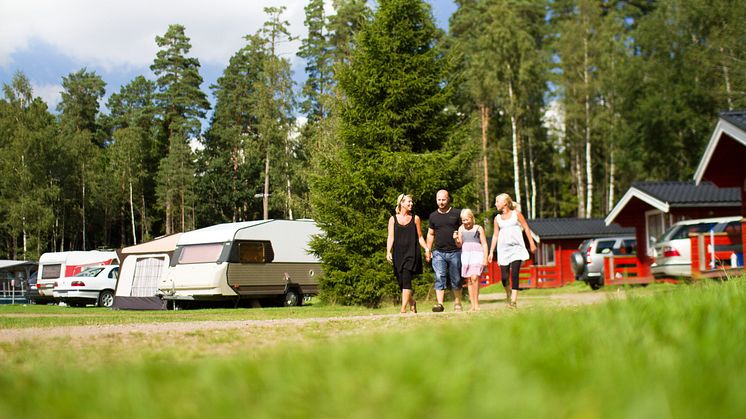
xmin=35 ymin=251 xmax=118 ymax=304
xmin=159 ymin=220 xmax=322 ymax=307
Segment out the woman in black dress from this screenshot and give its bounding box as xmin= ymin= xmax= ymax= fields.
xmin=386 ymin=194 xmax=429 ymax=314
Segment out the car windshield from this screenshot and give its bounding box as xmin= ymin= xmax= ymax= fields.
xmin=76 ymin=267 xmax=105 ymax=277
xmin=660 ymin=222 xmax=718 ymax=241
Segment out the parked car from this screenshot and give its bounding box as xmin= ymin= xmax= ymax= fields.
xmin=571 ymin=236 xmax=636 ymax=289
xmin=53 ymin=265 xmax=119 ymax=307
xmin=26 ymin=270 xmax=40 ymax=303
xmin=36 ymin=251 xmax=118 ymax=304
xmin=651 ymin=216 xmax=741 ymax=278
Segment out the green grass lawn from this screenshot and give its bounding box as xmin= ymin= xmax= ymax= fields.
xmin=1 ymin=279 xmax=744 ymax=418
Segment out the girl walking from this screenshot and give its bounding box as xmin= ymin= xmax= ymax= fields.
xmin=488 ymin=193 xmax=536 ymax=308
xmin=457 ymin=209 xmax=488 ymax=311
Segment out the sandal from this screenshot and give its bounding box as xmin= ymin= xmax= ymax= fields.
xmin=432 ymin=303 xmax=444 ymax=312
xmin=410 ymin=300 xmax=417 ymax=314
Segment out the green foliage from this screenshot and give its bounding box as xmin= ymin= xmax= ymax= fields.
xmin=310 ymin=0 xmax=475 ymax=307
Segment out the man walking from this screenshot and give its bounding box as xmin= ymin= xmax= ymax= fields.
xmin=426 ymin=189 xmax=463 ymax=312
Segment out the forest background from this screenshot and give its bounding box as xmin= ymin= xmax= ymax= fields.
xmin=1 ymin=0 xmax=744 ymax=305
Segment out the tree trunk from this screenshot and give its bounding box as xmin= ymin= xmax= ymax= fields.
xmin=165 ymin=198 xmax=172 ymax=235
xmin=583 ymin=36 xmax=593 ymax=219
xmin=528 ymin=134 xmax=537 ymax=219
xmin=286 ymin=135 xmax=293 ymax=220
xmin=507 ymin=82 xmax=521 ymax=207
xmin=82 ymin=165 xmax=86 ymax=250
xmin=129 ymin=180 xmax=137 ymax=245
xmin=263 ymin=147 xmax=270 ymax=220
xmin=608 ymin=148 xmax=615 ymax=213
xmin=480 ymin=104 xmax=490 ymax=210
xmin=575 ymin=151 xmax=585 ymax=218
xmin=720 ymin=48 xmax=733 ymax=110
xmin=521 ymin=140 xmax=530 ymax=217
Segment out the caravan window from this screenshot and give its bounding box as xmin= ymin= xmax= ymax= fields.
xmin=41 ymin=264 xmax=61 ymax=279
xmin=238 ymin=241 xmax=273 ymax=263
xmin=178 ymin=243 xmax=224 ymax=264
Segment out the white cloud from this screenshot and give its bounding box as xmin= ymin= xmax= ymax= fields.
xmin=31 ymin=82 xmax=63 ymax=110
xmin=0 ymin=0 xmax=310 ymax=70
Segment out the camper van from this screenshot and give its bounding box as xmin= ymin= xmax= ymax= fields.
xmin=35 ymin=251 xmax=118 ymax=304
xmin=159 ymin=220 xmax=322 ymax=307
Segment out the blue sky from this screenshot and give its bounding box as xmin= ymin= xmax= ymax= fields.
xmin=0 ymin=0 xmax=457 ymax=122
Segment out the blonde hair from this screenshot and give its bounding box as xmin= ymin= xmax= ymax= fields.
xmin=395 ymin=194 xmax=412 ymax=214
xmin=496 ymin=193 xmax=517 ymax=211
xmin=460 ymin=208 xmax=474 ymax=222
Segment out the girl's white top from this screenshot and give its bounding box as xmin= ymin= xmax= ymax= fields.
xmin=496 ymin=210 xmax=529 ymax=266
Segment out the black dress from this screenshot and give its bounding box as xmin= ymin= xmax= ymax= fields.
xmin=392 ymin=215 xmax=422 ymax=288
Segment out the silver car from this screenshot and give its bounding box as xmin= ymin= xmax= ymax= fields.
xmin=571 ymin=236 xmax=636 ymax=289
xmin=651 ymin=216 xmax=741 ymax=278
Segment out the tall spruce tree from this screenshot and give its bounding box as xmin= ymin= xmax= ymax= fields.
xmin=309 ymin=0 xmax=473 ymax=307
xmin=197 ymin=34 xmax=268 ymax=224
xmin=298 ymin=0 xmax=333 ymax=121
xmin=256 ymin=7 xmax=297 ymax=220
xmin=150 ymin=24 xmax=210 ymax=234
xmin=57 ymin=68 xmax=106 ymax=249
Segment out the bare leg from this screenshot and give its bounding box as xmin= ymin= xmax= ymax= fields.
xmin=469 ymin=276 xmax=480 ymax=311
xmin=510 ymin=289 xmax=518 ymax=308
xmin=453 ymin=288 xmax=463 ymax=306
xmin=401 ymin=289 xmax=412 ymax=313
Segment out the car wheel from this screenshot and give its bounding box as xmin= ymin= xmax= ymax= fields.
xmin=281 ymin=288 xmax=301 ymax=307
xmin=98 ymin=290 xmax=115 ymax=308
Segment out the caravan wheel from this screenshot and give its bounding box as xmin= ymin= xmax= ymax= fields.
xmin=281 ymin=289 xmax=301 ymax=307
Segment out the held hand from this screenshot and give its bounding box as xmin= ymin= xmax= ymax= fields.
xmin=488 ymin=253 xmax=494 ymax=264
xmin=425 ymin=252 xmax=432 ymax=263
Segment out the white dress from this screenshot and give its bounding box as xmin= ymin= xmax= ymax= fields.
xmin=496 ymin=210 xmax=529 ymax=266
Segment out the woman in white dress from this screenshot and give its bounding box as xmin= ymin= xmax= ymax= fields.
xmin=457 ymin=209 xmax=488 ymax=312
xmin=487 ymin=193 xmax=537 ymax=308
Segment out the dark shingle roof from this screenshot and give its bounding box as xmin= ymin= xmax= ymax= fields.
xmin=720 ymin=110 xmax=746 ymax=131
xmin=528 ymin=218 xmax=634 ymax=240
xmin=632 ymin=181 xmax=741 ymax=207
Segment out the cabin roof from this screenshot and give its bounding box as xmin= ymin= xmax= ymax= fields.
xmin=694 ymin=110 xmax=746 ymax=187
xmin=605 ymin=181 xmax=741 ymax=225
xmin=529 ymin=218 xmax=634 ymax=241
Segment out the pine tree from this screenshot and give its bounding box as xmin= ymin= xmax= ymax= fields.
xmin=197 ymin=34 xmax=268 ymax=224
xmin=57 ymin=68 xmax=106 ymax=249
xmin=309 ymin=0 xmax=473 ymax=307
xmin=150 ymin=24 xmax=210 ymax=233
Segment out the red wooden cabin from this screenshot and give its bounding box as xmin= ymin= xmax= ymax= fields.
xmin=693 ymin=110 xmax=746 ymax=276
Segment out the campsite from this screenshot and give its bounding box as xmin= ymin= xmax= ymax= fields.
xmin=1 ymin=280 xmax=745 ymax=418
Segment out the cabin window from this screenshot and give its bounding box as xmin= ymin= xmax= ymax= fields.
xmin=538 ymin=243 xmax=555 ymax=266
xmin=178 ymin=243 xmax=224 ymax=264
xmin=238 ymin=242 xmax=270 ymax=263
xmin=41 ymin=264 xmax=61 ymax=279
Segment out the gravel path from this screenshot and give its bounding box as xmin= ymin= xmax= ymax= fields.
xmin=0 ymin=291 xmax=619 ymax=343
